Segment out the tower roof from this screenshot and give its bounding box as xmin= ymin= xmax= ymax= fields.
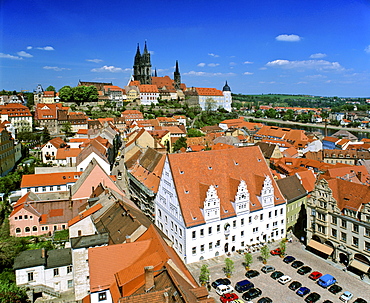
xmin=223 ymin=81 xmax=231 ymax=92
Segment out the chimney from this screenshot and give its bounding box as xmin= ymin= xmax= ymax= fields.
xmin=125 ymin=235 xmax=131 ymax=243
xmin=357 ymin=171 xmax=362 ymax=181
xmin=144 ymin=266 xmax=154 ymax=292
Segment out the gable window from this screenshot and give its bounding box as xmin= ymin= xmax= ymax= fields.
xmin=98 ymin=292 xmax=107 ymax=301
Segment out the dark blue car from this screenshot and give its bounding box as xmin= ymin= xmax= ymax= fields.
xmin=283 ymin=255 xmax=295 ymax=263
xmin=297 ymin=286 xmax=310 ymax=297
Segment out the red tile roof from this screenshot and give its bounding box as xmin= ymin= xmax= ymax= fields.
xmin=21 ymin=171 xmax=82 ymax=188
xmin=68 ymin=203 xmax=103 ymax=227
xmin=195 ymin=87 xmax=223 ymax=96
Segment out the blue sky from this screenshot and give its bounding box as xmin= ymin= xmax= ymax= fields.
xmin=1 ymin=0 xmax=370 ymax=97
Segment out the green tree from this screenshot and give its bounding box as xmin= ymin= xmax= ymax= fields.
xmin=59 ymin=86 xmax=73 ymax=102
xmin=254 ymin=110 xmax=263 ymax=118
xmin=265 ymin=108 xmax=277 ymax=119
xmin=25 ymin=93 xmax=34 ymax=108
xmin=41 ymin=127 xmax=51 ymax=144
xmin=61 ymin=122 xmax=73 ymax=137
xmin=0 ymin=281 xmax=30 ymax=303
xmin=205 ymin=98 xmax=217 ymax=112
xmin=260 ymin=244 xmax=270 ymax=264
xmin=244 ymin=252 xmax=253 ymax=269
xmin=199 ymin=264 xmax=210 ymax=285
xmin=46 ymin=85 xmax=56 ymax=92
xmin=187 ymin=128 xmax=204 ymax=137
xmin=279 ymin=240 xmax=286 ymax=256
xmin=85 ymin=85 xmax=98 ymax=103
xmin=73 ymin=86 xmax=86 ymax=105
xmin=224 ymin=258 xmax=234 ymax=277
xmin=172 ymin=136 xmax=187 ymax=152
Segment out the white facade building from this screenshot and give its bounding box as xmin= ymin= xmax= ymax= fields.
xmin=154 ymin=146 xmax=286 ymax=264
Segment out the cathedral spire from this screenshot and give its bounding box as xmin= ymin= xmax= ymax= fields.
xmin=174 ymin=60 xmax=181 ymax=90
xmin=144 ymin=41 xmax=149 ymax=54
xmin=154 ymin=68 xmax=157 ymax=77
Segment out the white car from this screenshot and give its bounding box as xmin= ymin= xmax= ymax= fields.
xmin=278 ymin=275 xmax=292 ymax=285
xmin=340 ymin=291 xmax=353 ymax=302
xmin=215 ymin=284 xmax=234 ymax=296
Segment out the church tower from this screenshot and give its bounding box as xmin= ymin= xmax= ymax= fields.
xmin=132 ymin=42 xmax=152 ymax=84
xmin=174 ymin=60 xmax=181 ymax=90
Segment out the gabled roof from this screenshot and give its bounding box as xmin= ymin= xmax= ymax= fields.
xmin=139 ymin=85 xmax=159 ymax=93
xmin=195 ymin=87 xmax=223 ymax=96
xmin=21 ymin=171 xmax=82 ymax=188
xmin=167 ymin=146 xmax=285 ymax=227
xmin=68 ymin=203 xmax=103 ymax=227
xmin=277 ymin=175 xmax=307 ymax=203
xmin=56 ymin=148 xmax=81 ymax=159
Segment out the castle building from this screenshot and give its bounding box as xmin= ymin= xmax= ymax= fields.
xmin=133 ymin=42 xmax=152 ymax=85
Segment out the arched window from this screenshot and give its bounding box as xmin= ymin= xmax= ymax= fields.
xmin=25 ymin=227 xmax=30 ymax=232
xmin=32 ymin=226 xmax=37 ymax=232
xmin=16 ymin=228 xmax=21 ymax=233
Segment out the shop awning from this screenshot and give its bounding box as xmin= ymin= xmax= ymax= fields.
xmin=349 ymin=259 xmax=370 ymax=273
xmin=307 ymin=239 xmax=333 ymax=255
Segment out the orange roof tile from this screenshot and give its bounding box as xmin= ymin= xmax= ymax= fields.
xmin=195 ymin=87 xmax=223 ymax=96
xmin=68 ymin=203 xmax=103 ymax=227
xmin=21 ymin=172 xmax=82 ymax=188
xmin=49 ymin=209 xmax=63 ymax=217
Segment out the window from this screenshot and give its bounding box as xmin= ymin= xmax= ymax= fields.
xmin=241 ymin=218 xmax=244 ymax=226
xmin=19 ymin=215 xmax=22 ymax=220
xmin=192 ymin=247 xmax=196 ymax=255
xmin=209 ymin=242 xmax=213 ymax=250
xmin=269 ymin=211 xmax=272 ymax=218
xmin=280 ymin=208 xmax=283 ymax=214
xmin=25 ymin=227 xmax=30 ymax=232
xmin=179 ymin=229 xmax=182 ymax=238
xmin=217 ymin=225 xmax=220 ymax=233
xmin=281 ymin=229 xmax=284 ymax=235
xmin=275 ymin=210 xmax=278 ymax=216
xmin=200 ymin=229 xmax=204 ymax=237
xmin=241 ymin=231 xmax=244 ymax=237
xmin=54 ymin=268 xmax=59 ymax=276
xmin=331 ymin=229 xmax=337 ymax=238
xmin=16 ymin=228 xmax=21 ymax=233
xmin=353 ymin=237 xmax=359 ymax=247
xmin=365 ymin=241 xmax=370 ymax=252
xmin=332 ymin=216 xmax=337 ymax=225
xmin=241 ymin=241 xmax=245 ymax=247
xmin=24 ymin=215 xmax=28 ymax=219
xmin=341 ymin=232 xmax=347 ymax=242
xmin=200 ymin=245 xmax=205 ymax=253
xmin=208 ymin=227 xmax=212 ymax=235
xmin=365 ymin=228 xmax=370 ymax=237
xmin=266 ymin=224 xmax=269 ymax=229
xmin=216 ymin=240 xmax=220 ymax=247
xmin=98 ymin=292 xmax=107 ymax=301
xmin=42 ymin=187 xmax=46 ymax=192
xmin=57 ymin=186 xmax=61 ymax=190
xmin=50 ymin=186 xmax=53 ymax=191
xmin=67 ymin=265 xmax=73 ymax=274
xmin=68 ymin=280 xmax=73 ymax=288
xmin=249 ymin=216 xmax=252 ymax=223
xmin=192 ymin=231 xmax=196 ymax=239
xmin=341 ymin=219 xmax=347 ymax=228
xmin=260 ymin=214 xmax=263 ymax=221
xmin=353 ymin=223 xmax=359 ymax=233
xmin=35 ymin=187 xmax=39 ymax=192
xmin=27 ymin=272 xmax=34 ymax=282
xmin=32 ymin=226 xmax=37 ymax=232
xmin=232 ymin=235 xmax=235 ymax=242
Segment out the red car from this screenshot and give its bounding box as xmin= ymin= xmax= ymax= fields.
xmin=270 ymin=248 xmax=282 ymax=255
xmin=220 ymin=293 xmax=239 ymax=303
xmin=309 ymin=271 xmax=322 ymax=280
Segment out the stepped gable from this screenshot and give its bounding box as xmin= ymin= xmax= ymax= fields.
xmin=168 ymin=146 xmax=285 ymax=227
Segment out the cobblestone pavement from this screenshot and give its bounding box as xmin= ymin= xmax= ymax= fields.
xmin=187 ymin=237 xmax=370 ymax=302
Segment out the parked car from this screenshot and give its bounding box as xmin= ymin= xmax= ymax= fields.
xmin=220 ymin=293 xmax=239 ymax=303
xmin=278 ymin=275 xmax=292 ymax=285
xmin=245 ymin=269 xmax=260 ymax=278
xmin=317 ymin=274 xmax=336 ymax=288
xmin=234 ymin=279 xmax=254 ymax=293
xmin=216 ymin=284 xmax=234 ymax=296
xmin=242 ymin=288 xmax=262 ymax=301
xmin=257 ymin=297 xmax=273 ymax=303
xmin=340 ymin=291 xmax=354 ymax=302
xmin=296 ymin=286 xmax=310 ymax=297
xmin=212 ymin=278 xmax=231 ymax=289
xmin=288 ymin=281 xmax=302 ymax=291
xmin=270 ymin=248 xmax=281 ymax=255
xmin=328 ymin=284 xmax=342 ymax=294
xmin=283 ymin=255 xmax=295 ymax=263
xmin=297 ymin=266 xmax=312 ymax=275
xmin=230 ymin=300 xmax=244 ymax=303
xmin=270 ymin=271 xmax=284 ymax=280
xmin=353 ymin=299 xmax=367 ymax=303
xmin=309 ymin=271 xmax=322 ymax=280
xmin=291 ymin=260 xmax=304 ymax=268
xmin=305 ymin=292 xmax=321 ymax=303
xmin=261 ymin=265 xmax=275 ymax=273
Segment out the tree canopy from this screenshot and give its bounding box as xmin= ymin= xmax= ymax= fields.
xmin=59 ymin=85 xmax=98 ymax=104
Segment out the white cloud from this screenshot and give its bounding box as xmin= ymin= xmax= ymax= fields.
xmin=310 ymin=53 xmax=327 ymax=59
xmin=197 ymin=63 xmax=206 ymax=67
xmin=37 ymin=46 xmax=54 ymax=51
xmin=266 ymin=59 xmax=344 ymax=71
xmin=229 ymin=62 xmax=237 ymax=66
xmin=208 ymin=53 xmax=219 ymax=57
xmin=243 ymin=72 xmax=254 ymax=75
xmin=26 ymin=46 xmax=32 ymax=50
xmin=275 ymin=34 xmax=301 ymax=42
xmin=184 ymin=71 xmax=235 ymax=77
xmin=259 ymin=81 xmax=276 ymax=84
xmin=17 ymin=51 xmax=33 ymax=58
xmin=259 ymin=67 xmax=267 ymax=70
xmin=365 ymin=45 xmax=370 ymax=53
xmin=43 ymin=66 xmax=70 ymax=71
xmin=91 ymin=65 xmax=124 ymax=72
xmin=305 ymin=74 xmax=327 ymax=79
xmin=86 ymin=59 xmax=103 ymax=63
xmin=0 ymin=53 xmax=23 ymax=60
xmin=243 ymin=61 xmax=254 ymax=64
xmin=297 ymin=81 xmax=308 ymax=84
xmin=208 ymin=63 xmax=219 ymax=67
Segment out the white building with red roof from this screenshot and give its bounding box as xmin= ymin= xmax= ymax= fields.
xmin=0 ymin=103 xmax=33 ymax=132
xmin=154 ymin=146 xmax=286 ymax=263
xmin=139 ymin=84 xmax=160 ymax=105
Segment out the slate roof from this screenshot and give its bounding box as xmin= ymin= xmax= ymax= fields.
xmin=277 ymin=175 xmax=307 ymax=203
xmin=255 ymin=142 xmax=277 ymax=159
xmin=70 ymin=233 xmax=110 ymax=249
